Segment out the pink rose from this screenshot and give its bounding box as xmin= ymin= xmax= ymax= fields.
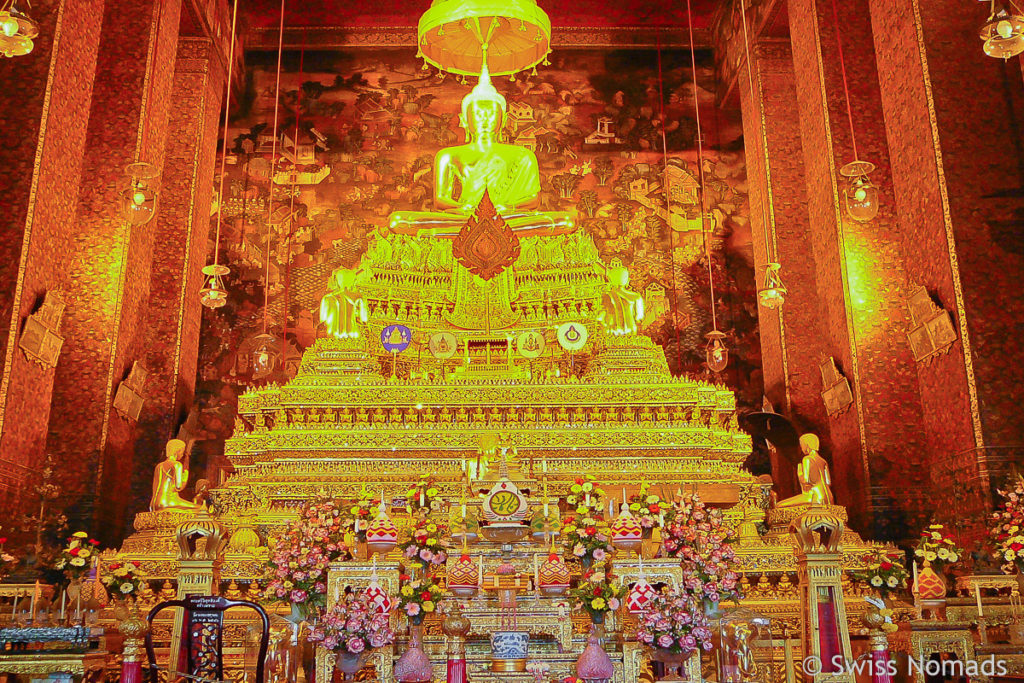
xmin=657 ymin=635 xmax=674 ymax=648
xmin=346 ymin=637 xmax=366 ymax=654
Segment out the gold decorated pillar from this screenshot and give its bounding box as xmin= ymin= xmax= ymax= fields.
xmin=791 ymin=508 xmax=853 ymax=683
xmin=0 ymin=0 xmax=105 ymax=521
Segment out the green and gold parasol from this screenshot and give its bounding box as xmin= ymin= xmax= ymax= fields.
xmin=417 ymin=0 xmax=551 ymax=76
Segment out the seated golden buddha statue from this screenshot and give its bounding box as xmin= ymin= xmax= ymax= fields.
xmin=776 ymin=433 xmax=835 ymax=508
xmin=386 ymin=67 xmax=573 ymax=238
xmin=597 ymin=265 xmax=645 ymax=335
xmin=150 ymin=439 xmax=205 ymax=513
xmin=320 ymin=266 xmax=368 ymax=339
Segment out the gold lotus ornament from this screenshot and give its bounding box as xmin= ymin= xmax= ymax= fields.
xmin=452 ymin=189 xmax=520 ymax=281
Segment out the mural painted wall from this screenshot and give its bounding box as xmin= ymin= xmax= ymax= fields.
xmin=188 ymin=47 xmax=762 ymax=479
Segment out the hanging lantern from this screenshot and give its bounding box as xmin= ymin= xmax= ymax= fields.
xmin=981 ymin=0 xmax=1024 ymax=59
xmin=250 ymin=332 xmax=277 ymax=375
xmin=0 ymin=1 xmax=38 ymax=58
xmin=199 ymin=264 xmax=230 ymax=309
xmin=839 ymin=160 xmax=879 ymax=222
xmin=705 ymin=330 xmax=729 ymax=373
xmin=757 ymin=262 xmax=787 ymax=310
xmin=120 ymin=162 xmax=159 ymax=226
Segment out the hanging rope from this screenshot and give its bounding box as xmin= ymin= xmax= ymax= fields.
xmin=262 ymin=0 xmax=287 ymax=334
xmin=829 ymin=0 xmax=859 ymax=160
xmin=738 ymin=0 xmax=776 ymax=264
xmin=282 ymin=30 xmax=307 ymax=357
xmin=656 ymin=37 xmax=684 ymax=375
xmin=212 ymin=0 xmax=240 ymax=268
xmin=686 ymin=0 xmax=717 ymax=332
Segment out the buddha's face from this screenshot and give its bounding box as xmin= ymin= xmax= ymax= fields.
xmin=466 ymin=99 xmax=503 ymax=139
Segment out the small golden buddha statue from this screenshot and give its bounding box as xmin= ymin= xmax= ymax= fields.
xmin=776 ymin=433 xmax=835 ymax=508
xmin=555 ymin=406 xmax=570 ymax=424
xmin=356 ymin=407 xmax=369 ymax=424
xmin=389 ymin=407 xmax=403 ymax=423
xmin=405 ymin=407 xmax=419 ymax=424
xmin=488 ymin=406 xmax=503 ymax=424
xmin=456 ymin=406 xmax=469 ymax=423
xmin=597 ymin=265 xmax=645 ymax=335
xmin=150 ymin=439 xmax=205 ymax=513
xmin=523 ymin=406 xmax=536 ymax=423
xmin=385 ymin=67 xmax=573 ymax=239
xmin=320 ymin=266 xmax=368 ymax=339
xmin=439 ymin=405 xmax=453 ymax=423
xmin=539 ymin=406 xmax=553 ymax=424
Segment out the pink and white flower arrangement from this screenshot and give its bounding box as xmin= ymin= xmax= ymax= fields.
xmin=396 ymin=573 xmax=444 ymax=624
xmin=661 ymin=493 xmax=741 ymax=606
xmin=265 ymin=496 xmax=351 ymax=616
xmin=990 ymin=476 xmax=1024 ymax=573
xmin=561 ymin=477 xmax=613 ymax=567
xmin=637 ymin=588 xmax=715 ymax=656
xmin=569 ymin=564 xmax=625 ymax=622
xmin=306 ymin=591 xmax=395 ymax=654
xmin=628 ymin=482 xmax=674 ymax=532
xmin=399 ymin=519 xmax=449 ymax=571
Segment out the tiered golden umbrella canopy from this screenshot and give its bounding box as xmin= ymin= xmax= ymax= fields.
xmin=417 ymin=0 xmax=551 ymax=76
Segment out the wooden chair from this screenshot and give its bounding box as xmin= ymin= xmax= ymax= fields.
xmin=144 ymin=594 xmax=270 ymax=683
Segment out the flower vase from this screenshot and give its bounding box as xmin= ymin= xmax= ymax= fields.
xmin=651 ymin=649 xmax=695 ymax=682
xmin=580 ymin=555 xmax=595 ymax=571
xmin=702 ymin=597 xmax=723 ymax=620
xmin=395 ymin=618 xmax=432 ymax=682
xmin=335 ymin=650 xmax=369 ymax=681
xmin=289 ymin=603 xmax=318 ymax=683
xmin=576 ymin=621 xmax=614 ymax=683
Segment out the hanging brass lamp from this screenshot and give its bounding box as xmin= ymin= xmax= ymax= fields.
xmin=417 ymin=0 xmax=551 ymax=76
xmin=981 ymin=0 xmax=1024 ymax=59
xmin=0 ymin=0 xmax=38 ymax=58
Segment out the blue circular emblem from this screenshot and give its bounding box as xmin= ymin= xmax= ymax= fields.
xmin=380 ymin=324 xmax=412 ymax=353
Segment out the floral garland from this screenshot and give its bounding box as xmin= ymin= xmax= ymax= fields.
xmin=637 ymin=588 xmax=714 ymax=656
xmin=569 ymin=563 xmax=624 ymax=621
xmin=307 ymin=591 xmax=395 ymax=654
xmin=55 ymin=532 xmax=100 ymax=579
xmin=396 ymin=573 xmax=444 ymax=622
xmin=628 ymin=482 xmax=674 ymax=533
xmin=853 ymin=550 xmax=909 ymax=598
xmin=265 ymin=496 xmax=350 ymax=615
xmin=400 ymin=518 xmax=450 ymax=570
xmin=102 ymin=560 xmax=146 ymax=598
xmin=914 ymin=523 xmax=962 ymax=570
xmin=662 ymin=493 xmax=740 ymax=605
xmin=990 ymin=476 xmax=1024 ymax=573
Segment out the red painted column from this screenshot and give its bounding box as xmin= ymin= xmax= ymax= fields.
xmin=130 ymin=37 xmax=226 ymax=521
xmin=869 ymin=0 xmax=1024 ymax=538
xmin=787 ymin=0 xmax=932 ymax=539
xmin=735 ymin=39 xmax=835 ymax=499
xmin=0 ymin=0 xmax=105 ymax=519
xmin=46 ymin=0 xmax=183 ymax=542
